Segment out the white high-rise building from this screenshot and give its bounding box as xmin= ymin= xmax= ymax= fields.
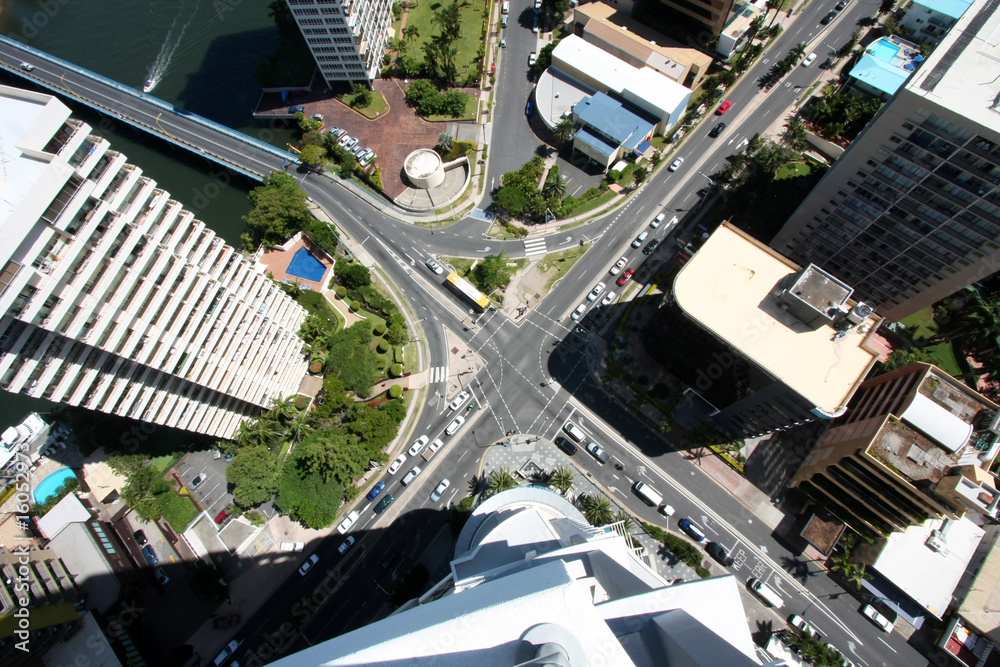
xmin=286 ymin=0 xmax=393 ymax=86
xmin=0 ymin=85 xmax=308 ymax=438
xmin=270 ymin=486 xmax=762 ymax=666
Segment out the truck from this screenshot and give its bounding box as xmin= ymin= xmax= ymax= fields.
xmin=445 ymin=272 xmax=490 ymax=312
xmin=280 ymin=541 xmax=304 ymax=552
xmin=747 ymin=578 xmax=784 ymax=608
xmin=632 ymin=481 xmax=663 ymax=507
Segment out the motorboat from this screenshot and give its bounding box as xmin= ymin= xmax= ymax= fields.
xmin=142 ymin=79 xmax=153 ymax=93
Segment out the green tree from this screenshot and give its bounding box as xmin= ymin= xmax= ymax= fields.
xmin=839 ymin=30 xmax=860 ymax=58
xmin=297 ymin=431 xmax=369 ymax=485
xmin=580 ymin=494 xmax=614 ymax=526
xmin=109 ymin=457 xmax=162 ymax=522
xmin=436 ymin=132 xmax=454 ymax=155
xmin=879 ymin=0 xmax=895 ymax=13
xmin=543 ymin=168 xmax=567 ymax=199
xmin=234 ymin=416 xmax=283 ymax=450
xmin=882 ymin=347 xmax=936 ymax=372
xmin=782 ymin=116 xmax=808 ymax=151
xmin=472 ymin=252 xmax=513 ymax=292
xmin=227 ymin=446 xmax=280 ymax=508
xmin=335 ymin=258 xmax=372 ymax=288
xmin=789 ymin=42 xmax=807 ymax=63
xmin=633 ymin=167 xmax=649 ymax=188
xmin=765 ymin=0 xmax=782 ymax=25
xmin=487 ymin=467 xmax=518 ymax=493
xmin=552 ymin=118 xmax=574 ymax=148
xmin=432 ymin=1 xmax=462 ymax=43
xmin=549 ymin=466 xmax=575 ymax=495
xmin=614 ymin=510 xmax=635 ymax=534
xmin=402 ymin=25 xmax=420 ymax=58
xmin=535 ymin=40 xmax=558 ymax=72
xmin=494 ymin=186 xmax=529 ymax=217
xmin=830 ymin=552 xmax=873 ymax=589
xmin=352 ymin=83 xmax=373 ymax=108
xmin=242 ymin=171 xmax=313 ymax=248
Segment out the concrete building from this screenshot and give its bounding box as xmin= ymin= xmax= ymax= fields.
xmin=0 ymin=85 xmax=308 ymax=438
xmin=645 ymin=0 xmax=739 ymax=35
xmin=946 ymin=532 xmax=1000 ymax=666
xmin=269 ymin=485 xmax=761 ymax=666
xmin=900 ymin=0 xmax=973 ymax=46
xmin=661 ymin=223 xmax=881 ymax=438
xmin=285 ymin=0 xmax=391 ymax=86
xmin=845 ymin=35 xmax=924 ymax=101
xmin=791 ymin=363 xmax=1000 ymax=539
xmin=716 ymin=1 xmax=766 ymax=59
xmin=572 ymin=2 xmax=712 ymax=89
xmin=771 ymin=0 xmax=1000 ymax=321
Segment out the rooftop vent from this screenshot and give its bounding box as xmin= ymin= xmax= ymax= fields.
xmin=846 ymin=302 xmax=873 ymax=326
xmin=926 ymin=530 xmax=948 ymax=555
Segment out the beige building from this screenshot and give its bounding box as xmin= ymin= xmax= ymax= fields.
xmin=770 ymin=0 xmax=1000 ymax=321
xmin=573 ymin=2 xmax=711 ymax=89
xmin=644 ymin=0 xmax=738 ymax=36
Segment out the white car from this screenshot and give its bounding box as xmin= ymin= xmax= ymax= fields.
xmin=609 ymin=257 xmax=627 ymax=275
xmin=601 ymin=291 xmax=616 ymax=306
xmin=338 ymin=535 xmax=355 ymax=554
xmin=445 ymin=415 xmax=465 ymax=435
xmin=215 ymin=640 xmax=240 ymax=665
xmin=408 ymin=435 xmax=430 ymax=457
xmin=431 ymin=479 xmax=451 ymax=502
xmin=570 ymin=304 xmax=586 ymax=320
xmin=587 ymin=282 xmax=606 ymax=301
xmin=426 ymin=258 xmax=444 ymax=274
xmin=402 ymin=466 xmax=422 ymax=486
xmin=449 ymin=391 xmax=470 ymax=411
xmin=788 ymin=614 xmax=819 ymax=638
xmin=668 ymin=157 xmax=684 ymax=172
xmin=387 ymin=453 xmax=407 ymax=475
xmin=802 ymin=52 xmax=817 ymax=67
xmin=651 ymin=213 xmax=665 ymax=228
xmin=528 ymin=52 xmax=537 ymax=67
xmin=338 ymin=134 xmax=353 ymax=147
xmin=861 ymin=604 xmax=895 ymax=633
xmin=429 ymin=438 xmax=444 ymax=453
xmin=337 ymin=510 xmax=360 ymax=534
xmin=298 ymin=554 xmax=319 ymax=576
xmin=20 ymin=62 xmax=35 ymax=72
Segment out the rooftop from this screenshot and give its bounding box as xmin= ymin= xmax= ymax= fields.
xmin=959 ymin=533 xmax=1000 ymax=641
xmin=722 ymin=2 xmax=765 ymax=40
xmin=573 ymin=93 xmax=657 ymax=150
xmin=873 ymin=517 xmax=984 ymax=618
xmin=906 ymin=0 xmax=1000 ymax=131
xmin=672 ymin=223 xmax=881 ymax=415
xmin=849 ymin=36 xmax=924 ymax=96
xmin=869 ymin=416 xmax=964 ymax=484
xmin=915 ymin=0 xmax=975 ymax=19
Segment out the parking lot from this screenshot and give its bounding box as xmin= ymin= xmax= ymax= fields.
xmin=177 ymin=449 xmax=232 ymax=520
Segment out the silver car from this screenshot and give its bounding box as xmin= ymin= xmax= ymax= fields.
xmin=402 ymin=466 xmax=422 ymax=486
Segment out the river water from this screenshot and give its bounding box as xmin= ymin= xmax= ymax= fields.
xmin=1 ymin=0 xmax=301 ymax=428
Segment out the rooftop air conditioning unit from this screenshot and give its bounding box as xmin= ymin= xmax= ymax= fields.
xmin=926 ymin=531 xmax=948 ymax=555
xmin=847 ymin=302 xmax=874 ymax=326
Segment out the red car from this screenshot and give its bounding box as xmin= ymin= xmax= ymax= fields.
xmin=214 ymin=509 xmax=228 ymax=525
xmin=716 ymin=101 xmax=732 ymax=115
xmin=616 ymin=268 xmax=635 ymax=286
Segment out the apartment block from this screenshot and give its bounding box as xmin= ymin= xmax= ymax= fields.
xmin=661 ymin=223 xmax=881 ymax=438
xmin=0 ymin=85 xmax=308 ymax=439
xmin=645 ymin=0 xmax=739 ymax=35
xmin=900 ymin=0 xmax=973 ymax=45
xmin=286 ymin=0 xmax=392 ymax=86
xmin=791 ymin=363 xmax=1000 ymax=538
xmin=771 ymin=0 xmax=1000 ymax=321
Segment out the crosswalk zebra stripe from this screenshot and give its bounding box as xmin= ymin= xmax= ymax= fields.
xmin=523 ymin=238 xmax=547 ymax=256
xmin=429 ymin=366 xmax=448 ymax=383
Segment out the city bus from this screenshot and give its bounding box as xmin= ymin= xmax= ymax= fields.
xmin=445 ymin=272 xmax=490 ymax=312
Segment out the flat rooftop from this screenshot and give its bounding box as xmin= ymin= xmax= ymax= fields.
xmin=0 ymin=86 xmax=56 ymax=226
xmin=672 ymin=223 xmax=880 ymax=414
xmin=869 ymin=416 xmax=964 ymax=484
xmin=905 ymin=0 xmax=1000 ymax=131
xmin=850 ymin=36 xmax=923 ymax=96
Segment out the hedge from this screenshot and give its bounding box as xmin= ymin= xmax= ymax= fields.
xmin=349 ymin=285 xmax=397 ymax=319
xmin=389 ymin=384 xmax=403 ymax=398
xmin=389 ymin=363 xmax=403 ymax=378
xmin=393 ymin=346 xmax=404 ymax=363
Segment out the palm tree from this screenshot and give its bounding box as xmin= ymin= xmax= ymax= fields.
xmin=552 ymin=118 xmax=574 ymax=149
xmin=235 ymin=417 xmax=281 ymax=449
xmin=944 ymin=297 xmax=1000 ymax=352
xmin=830 ymin=552 xmax=872 ymax=589
xmin=789 ymin=42 xmax=807 ymax=63
xmin=543 ymin=174 xmax=567 ymax=200
xmin=613 ymin=510 xmax=635 ymax=534
xmin=402 ymin=25 xmax=420 ymax=59
xmin=765 ymin=0 xmax=782 ymax=25
xmin=286 ymin=417 xmax=314 ymax=446
xmin=782 ymin=116 xmax=807 ymax=151
xmin=580 ymin=493 xmax=614 ymax=526
xmin=268 ymin=395 xmax=299 ymax=422
xmin=549 ymin=466 xmax=575 ymax=495
xmin=487 ymin=467 xmax=518 ymax=493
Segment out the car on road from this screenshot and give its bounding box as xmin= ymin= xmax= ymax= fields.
xmin=570 ymin=304 xmax=587 ymax=320
xmin=554 ymin=436 xmax=578 ymax=455
xmin=632 ymin=231 xmax=648 ymax=248
xmin=651 ymin=213 xmax=665 ymax=228
xmin=706 ymin=542 xmax=735 ymax=566
xmin=189 ymin=473 xmax=207 ymax=490
xmin=716 ymin=100 xmax=732 ymax=114
xmin=431 ymin=479 xmax=451 ymax=502
xmin=288 ymin=105 xmax=305 ymax=114
xmin=388 ymin=454 xmax=407 ymax=475
xmin=821 ymin=10 xmax=837 ymax=23
xmin=141 ymin=545 xmax=158 ymax=566
xmin=709 ymin=122 xmax=727 ymax=138
xmin=643 ymin=239 xmax=660 ymax=255
xmin=528 ymin=52 xmax=537 ymax=66
xmin=678 ymin=518 xmax=706 ymax=542
xmin=802 ymin=52 xmax=817 ymax=66
xmin=429 ymin=438 xmax=444 ymax=454
xmin=214 ymin=639 xmax=241 ymax=667
xmin=215 ymin=509 xmax=229 ymax=525
xmin=788 ymin=614 xmax=820 ymax=638
xmin=408 ymin=435 xmax=430 ymax=457
xmin=525 ymin=101 xmax=532 ymax=116
xmin=449 ymin=391 xmax=470 ymax=411
xmin=366 ymin=481 xmax=386 ymax=501
xmin=134 ymin=529 xmax=148 ymax=546
xmin=214 ymin=614 xmax=241 ymax=629
xmin=835 ymin=0 xmax=850 ymax=7
xmin=610 ymin=257 xmax=627 ymax=275
xmin=425 ymin=257 xmax=444 ymax=275
xmin=861 ymin=603 xmax=895 ymax=633
xmin=338 ymin=535 xmax=355 ymax=554
xmin=402 ymin=466 xmax=422 ymax=486
xmin=668 ymin=157 xmax=684 ymax=172
xmin=616 ymin=268 xmax=635 ymax=286
xmin=586 ymin=442 xmax=610 ymax=464
xmin=445 ymin=415 xmax=465 ymax=435
xmin=154 ymin=567 xmax=170 ymax=586
xmin=601 ymin=291 xmax=616 ymax=306
xmin=337 ymin=510 xmax=360 ymax=534
xmin=298 ymin=554 xmax=319 ymax=576
xmin=587 ymin=282 xmax=606 ymax=301
xmin=500 ymin=38 xmax=506 ymax=48
xmin=374 ymin=494 xmax=395 ymax=514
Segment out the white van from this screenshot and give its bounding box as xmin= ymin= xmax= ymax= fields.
xmin=748 ymin=578 xmax=784 ymax=609
xmin=502 ymin=0 xmax=510 ymax=13
xmin=563 ymin=421 xmax=586 ymax=443
xmin=633 ymin=481 xmax=663 ymax=507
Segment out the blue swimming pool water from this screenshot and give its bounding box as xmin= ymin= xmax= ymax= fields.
xmin=286 ymin=247 xmax=326 ymax=282
xmin=870 ymin=41 xmax=901 ymax=62
xmin=34 ymin=467 xmax=77 ymax=504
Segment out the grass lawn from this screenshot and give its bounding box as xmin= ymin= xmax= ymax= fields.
xmin=426 ymin=93 xmax=479 ymax=121
xmin=564 ymin=190 xmax=616 ymax=218
xmin=900 ymin=307 xmax=964 ymax=376
xmin=399 ymin=0 xmax=488 ymax=76
xmin=159 ymin=491 xmax=199 ymax=533
xmin=444 ymin=257 xmax=475 ymax=276
xmin=614 ymin=163 xmax=639 ymax=186
xmin=338 ymin=90 xmax=389 ymax=119
xmin=775 ymin=162 xmax=811 ymax=180
xmin=538 ymin=245 xmax=588 ymax=292
xmin=901 ymin=307 xmax=937 ymax=339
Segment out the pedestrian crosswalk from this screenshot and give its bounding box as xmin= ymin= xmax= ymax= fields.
xmin=523 ymin=238 xmax=547 ymax=257
xmin=428 ymin=366 xmax=449 ymax=383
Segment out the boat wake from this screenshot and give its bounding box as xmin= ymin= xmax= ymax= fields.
xmin=142 ymin=3 xmax=200 ymax=94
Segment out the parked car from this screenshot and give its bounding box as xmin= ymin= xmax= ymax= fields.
xmin=366 ymin=481 xmax=386 ymax=501
xmin=430 ymin=479 xmax=451 ymax=502
xmin=528 ymin=52 xmax=537 ymax=66
xmin=445 ymin=415 xmax=465 ymax=435
xmin=374 ymin=494 xmax=395 ymax=514
xmin=643 ymin=239 xmax=660 ymax=255
xmin=154 ymin=567 xmax=170 ymax=586
xmin=288 ymin=105 xmax=305 ymax=114
xmin=133 ymin=529 xmax=148 ymax=546
xmin=380 ymin=552 xmax=399 ymax=571
xmin=788 ymin=614 xmax=820 ymax=639
xmin=449 ymin=391 xmax=471 ymax=411
xmin=861 ymin=603 xmax=896 ymax=633
xmin=337 ymin=510 xmax=360 ymax=535
xmin=328 ymin=126 xmax=340 ymax=136
xmin=214 ymin=509 xmax=229 ymax=525
xmin=525 ymin=101 xmax=533 ymax=116
xmin=616 ymin=268 xmax=635 ymax=286
xmin=835 ymin=0 xmax=850 ymax=8
xmin=601 ymin=291 xmax=617 ymax=306
xmin=311 ymin=113 xmax=324 ymax=121
xmin=408 ymin=435 xmax=430 ymax=457
xmin=554 ymin=436 xmax=578 ymax=455
xmin=189 ymin=473 xmax=207 ymax=490
xmin=586 ymin=442 xmax=610 ymax=464
xmin=632 ymin=231 xmax=648 ymax=248
xmin=709 ymin=122 xmax=727 ymax=138
xmin=587 ymin=282 xmax=606 ymax=301
xmin=668 ymin=157 xmax=684 ymax=172
xmin=402 ymin=466 xmax=422 ymax=486
xmin=213 ymin=639 xmax=240 ymax=667
xmin=280 ymin=541 xmax=304 ymax=552
xmin=214 ymin=615 xmax=241 ymax=629
xmin=706 ymin=542 xmax=735 ymax=566
xmin=338 ymin=535 xmax=355 ymax=554
xmin=570 ymin=304 xmax=586 ymax=320
xmin=141 ymin=545 xmax=158 ymax=566
xmin=678 ymin=518 xmax=706 ymax=542
xmin=716 ymin=100 xmax=732 ymax=114
xmin=609 ymin=257 xmax=627 ymax=275
xmin=388 ymin=454 xmax=407 ymax=475
xmin=298 ymin=554 xmax=319 ymax=576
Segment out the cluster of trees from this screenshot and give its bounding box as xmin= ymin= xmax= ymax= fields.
xmin=404 ymin=79 xmax=470 ymax=118
xmin=781 ymin=626 xmax=851 ymax=666
xmin=763 ymin=42 xmax=809 ymax=88
xmin=493 ymin=156 xmax=566 ymax=222
xmin=471 ymin=252 xmax=514 ymax=293
xmin=808 ymin=89 xmax=884 ymax=142
xmin=107 ymin=455 xmax=176 ymax=522
xmin=390 ymin=1 xmax=475 ymax=85
xmin=242 ymin=172 xmax=340 ymax=256
xmin=330 ymin=257 xmax=408 ymax=342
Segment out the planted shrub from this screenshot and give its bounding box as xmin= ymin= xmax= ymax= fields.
xmin=294 ymin=395 xmax=311 ymax=410
xmin=373 ymin=322 xmax=386 ymax=336
xmin=334 ymin=285 xmax=347 ymax=298
xmin=350 ymin=300 xmax=361 ymax=312
xmin=308 ymin=360 xmax=324 ymax=374
xmin=389 ymin=363 xmax=403 ymax=378
xmin=377 ymin=340 xmax=390 ymax=353
xmin=389 ymin=384 xmax=403 ymax=398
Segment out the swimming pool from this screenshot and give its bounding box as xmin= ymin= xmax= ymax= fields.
xmin=286 ymin=247 xmax=327 ymax=283
xmin=33 ymin=467 xmax=77 ymax=504
xmin=869 ymin=41 xmax=901 ymax=63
